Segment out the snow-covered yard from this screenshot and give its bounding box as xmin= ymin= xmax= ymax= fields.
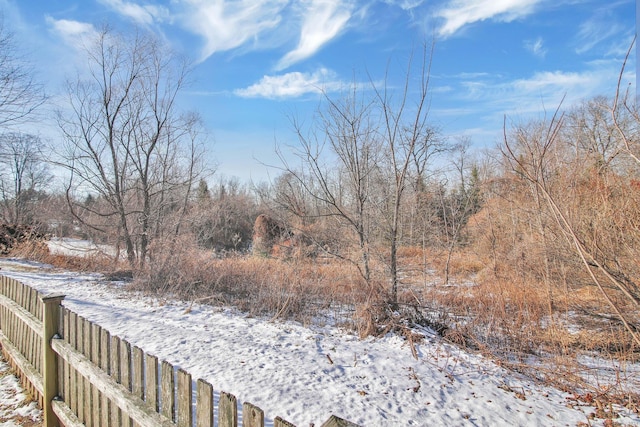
xmin=0 ymin=256 xmax=638 ymax=427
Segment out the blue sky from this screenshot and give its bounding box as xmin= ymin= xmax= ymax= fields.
xmin=1 ymin=0 xmax=636 ymax=182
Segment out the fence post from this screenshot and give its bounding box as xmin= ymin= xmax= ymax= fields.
xmin=42 ymin=293 xmax=65 ymax=427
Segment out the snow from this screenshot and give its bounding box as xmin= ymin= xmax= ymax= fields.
xmin=0 ymin=355 xmax=42 ymax=425
xmin=47 ymin=237 xmax=116 ymax=258
xmin=1 ymin=256 xmax=638 ymax=427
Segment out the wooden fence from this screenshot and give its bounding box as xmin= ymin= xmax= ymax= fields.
xmin=0 ymin=275 xmax=358 ymax=427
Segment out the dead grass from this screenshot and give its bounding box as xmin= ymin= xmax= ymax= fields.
xmin=131 ymin=237 xmax=380 ymax=327
xmin=24 ymin=237 xmax=636 ymax=363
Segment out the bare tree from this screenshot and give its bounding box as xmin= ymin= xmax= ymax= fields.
xmin=438 ymin=139 xmax=482 ymax=284
xmin=56 ymin=27 xmax=205 ymax=269
xmin=278 ymin=82 xmax=381 ymax=285
xmin=372 ymin=42 xmax=446 ymax=304
xmin=0 ymin=132 xmax=49 ymax=225
xmin=276 ymin=43 xmax=444 ymax=305
xmin=565 ymin=96 xmax=633 ymax=175
xmin=0 ymin=18 xmax=45 ymax=129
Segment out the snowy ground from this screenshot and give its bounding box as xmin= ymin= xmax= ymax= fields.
xmin=0 ymin=353 xmax=42 ymax=426
xmin=0 ymin=256 xmax=638 ymax=427
xmin=47 ymin=237 xmax=116 ymax=258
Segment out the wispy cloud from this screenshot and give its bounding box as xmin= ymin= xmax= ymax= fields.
xmin=382 ymin=0 xmax=426 ymax=11
xmin=454 ymin=61 xmax=631 ymax=119
xmin=465 ymin=71 xmax=593 ymax=112
xmin=436 ymin=0 xmax=540 ymax=37
xmin=276 ymin=0 xmax=354 ymax=70
xmin=510 ymin=70 xmax=593 ymax=97
xmin=78 ymin=0 xmax=357 ymax=68
xmin=235 ymin=68 xmax=343 ymax=99
xmin=97 ymin=0 xmax=170 ymax=25
xmin=575 ymin=11 xmax=624 ymax=55
xmin=431 ymin=60 xmax=635 ymax=141
xmin=45 ymin=17 xmax=98 ymax=49
xmin=525 ymin=36 xmax=546 ymax=58
xmin=181 ymin=0 xmax=289 ymax=62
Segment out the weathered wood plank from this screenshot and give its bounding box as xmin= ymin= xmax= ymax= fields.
xmin=17 ymin=312 xmax=24 ymax=359
xmin=195 ymin=379 xmax=213 ymax=427
xmin=42 ymin=294 xmax=64 ymax=427
xmin=319 ymin=415 xmax=361 ymax=427
xmin=120 ymin=340 xmax=132 ymax=390
xmin=6 ymin=276 xmax=13 ymax=298
xmin=121 ymin=340 xmax=134 ymax=427
xmin=161 ymin=360 xmax=175 ymax=422
xmin=91 ymin=322 xmax=102 ymax=427
xmin=29 ymin=287 xmax=38 ymax=318
xmin=37 ymin=322 xmax=43 ymax=376
xmin=132 ymin=346 xmax=144 ymax=399
xmin=26 ymin=319 xmax=34 ymax=373
xmin=177 ymin=369 xmax=192 ymax=427
xmin=69 ymin=312 xmax=78 ymax=417
xmin=62 ymin=309 xmax=70 ymax=407
xmin=0 ymin=305 xmax=5 ymax=337
xmin=27 ymin=286 xmax=34 ymax=316
xmin=52 ymin=399 xmax=85 ymax=427
xmin=83 ymin=317 xmax=92 ymax=427
xmin=110 ymin=335 xmax=121 ymax=427
xmin=242 ymin=402 xmax=264 ymax=427
xmin=219 ymin=392 xmax=238 ymax=427
xmin=132 ymin=346 xmax=144 ymax=427
xmin=274 ymin=417 xmax=296 ymax=427
xmin=76 ymin=316 xmax=85 ymax=424
xmin=18 ymin=281 xmax=26 ymax=308
xmin=56 ymin=309 xmax=67 ymax=402
xmin=8 ymin=278 xmax=16 ymax=301
xmin=100 ymin=327 xmax=111 ymax=427
xmin=144 ymin=354 xmax=159 ymax=413
xmin=12 ymin=278 xmax=18 ymax=301
xmin=19 ymin=313 xmax=26 ymax=358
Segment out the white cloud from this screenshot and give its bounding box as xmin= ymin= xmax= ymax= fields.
xmin=511 ymin=70 xmax=593 ymax=95
xmin=456 ymin=64 xmax=629 ymax=119
xmin=436 ymin=0 xmax=540 ymax=37
xmin=88 ymin=0 xmax=355 ymax=67
xmin=235 ymin=68 xmax=343 ymax=99
xmin=432 ymin=62 xmax=635 ymax=142
xmin=575 ymin=14 xmax=624 ymax=55
xmin=382 ymin=0 xmax=426 ymax=11
xmin=97 ymin=0 xmax=170 ymax=25
xmin=45 ymin=17 xmax=98 ymax=49
xmin=276 ymin=0 xmax=354 ymax=70
xmin=525 ymin=36 xmax=546 ymax=58
xmin=181 ymin=0 xmax=289 ymax=62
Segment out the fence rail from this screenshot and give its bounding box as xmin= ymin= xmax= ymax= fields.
xmin=0 ymin=275 xmax=358 ymax=427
